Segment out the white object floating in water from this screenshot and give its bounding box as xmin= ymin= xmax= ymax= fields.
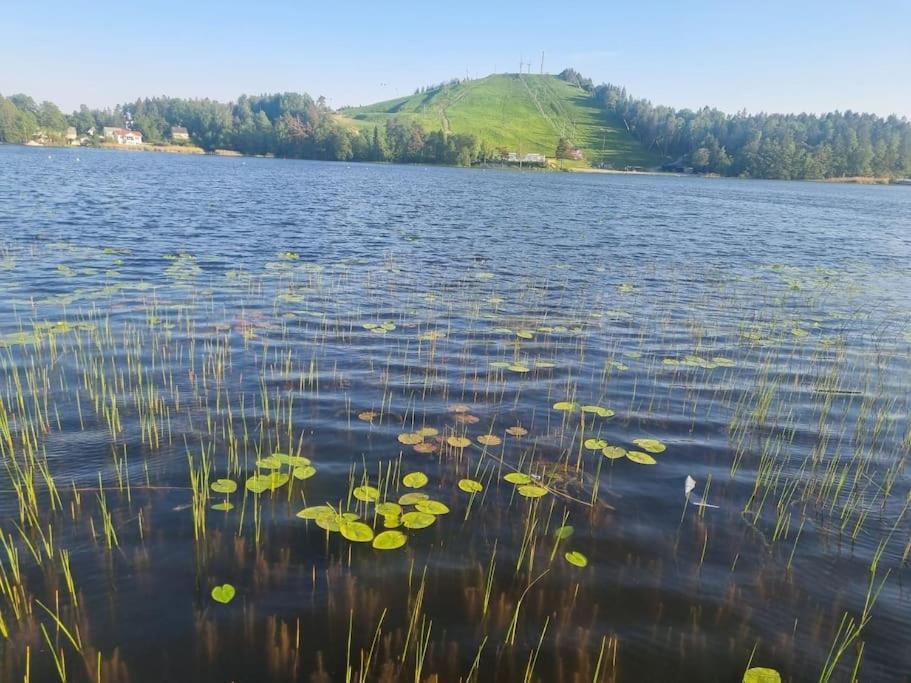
xmin=685 ymin=475 xmax=696 ymax=497
xmin=684 ymin=475 xmax=719 ymax=509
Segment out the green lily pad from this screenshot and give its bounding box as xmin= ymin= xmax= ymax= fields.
xmin=626 ymin=451 xmax=657 ymax=465
xmin=297 ymin=505 xmax=334 ymax=520
xmin=340 ymin=521 xmax=375 ymax=542
xmin=458 ymin=478 xmax=483 ymax=493
xmin=211 ymin=584 xmax=236 ymax=604
xmin=399 ymin=492 xmax=430 ymax=506
xmin=402 ymin=472 xmax=428 ymax=488
xmin=315 ymin=512 xmax=342 ymax=532
xmin=376 ymin=502 xmax=403 ymax=516
xmin=583 ymin=438 xmax=608 ymax=450
xmin=353 ymin=485 xmax=380 ymax=502
xmin=255 ymin=454 xmax=283 ymax=469
xmin=743 ymin=668 xmax=781 ymax=683
xmin=292 ymin=465 xmax=316 ymax=480
xmin=601 ymin=446 xmax=627 ymax=460
xmin=581 ymin=405 xmax=614 ymax=417
xmin=372 ymin=530 xmax=407 ymax=550
xmin=552 ymin=401 xmax=578 ymax=412
xmin=632 ymin=438 xmax=666 ymax=454
xmin=272 ymin=453 xmax=312 ymax=467
xmin=245 ymin=472 xmax=290 ymax=493
xmin=211 ymin=502 xmax=234 ymax=511
xmin=401 ymin=511 xmax=436 ymax=529
xmin=504 ymin=472 xmax=532 ymax=485
xmin=415 ymin=500 xmax=449 ymax=515
xmin=210 ymin=479 xmax=237 ymax=494
xmin=517 ymin=484 xmax=548 ymax=498
xmin=564 ymin=551 xmax=588 ymax=567
xmin=554 ymin=525 xmax=574 ymax=540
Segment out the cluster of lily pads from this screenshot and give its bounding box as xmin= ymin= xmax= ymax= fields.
xmin=552 ymin=400 xmax=668 ymax=465
xmin=295 ymin=470 xmax=449 ymax=550
xmin=206 ymin=452 xmax=317 ymax=510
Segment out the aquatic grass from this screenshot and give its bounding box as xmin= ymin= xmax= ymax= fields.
xmin=0 ymin=238 xmax=906 ymax=681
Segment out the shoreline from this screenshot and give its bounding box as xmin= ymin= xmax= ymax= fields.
xmin=4 ymin=142 xmax=908 ymax=184
xmin=97 ymin=142 xmax=206 ymax=155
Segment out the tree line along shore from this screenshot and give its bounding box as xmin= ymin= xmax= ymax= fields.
xmin=2 ymin=69 xmax=910 ymax=181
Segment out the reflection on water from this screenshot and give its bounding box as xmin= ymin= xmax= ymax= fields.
xmin=0 ymin=145 xmax=909 ymax=682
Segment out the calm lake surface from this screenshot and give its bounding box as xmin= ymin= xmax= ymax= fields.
xmin=0 ymin=145 xmax=910 ymax=682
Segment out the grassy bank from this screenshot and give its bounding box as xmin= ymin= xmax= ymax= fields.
xmin=343 ymin=73 xmax=662 ymax=169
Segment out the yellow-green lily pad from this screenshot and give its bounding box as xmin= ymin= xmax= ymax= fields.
xmin=211 ymin=583 xmax=236 ymax=603
xmin=297 ymin=505 xmax=334 ymax=520
xmin=401 ymin=511 xmax=436 ymax=529
xmin=376 ymin=502 xmax=403 ymax=516
xmin=552 ymin=401 xmax=578 ymax=412
xmin=245 ymin=472 xmax=289 ymax=493
xmin=402 ymin=472 xmax=428 ymax=488
xmin=339 ymin=520 xmax=375 ymax=542
xmin=292 ymin=465 xmax=316 ymax=480
xmin=399 ymin=492 xmax=430 ymax=506
xmin=626 ymin=451 xmax=657 ymax=465
xmin=353 ymin=485 xmax=380 ymax=502
xmin=554 ymin=525 xmax=574 ymax=540
xmin=632 ymin=438 xmax=665 ymax=454
xmin=581 ymin=405 xmax=614 ymax=417
xmin=415 ymin=500 xmax=449 ymax=515
xmin=601 ymin=446 xmax=627 ymax=460
xmin=458 ymin=478 xmax=483 ymax=493
xmin=211 ymin=479 xmax=237 ymax=494
xmin=518 ymin=484 xmax=548 ymax=498
xmin=743 ymin=668 xmax=782 ymax=683
xmin=564 ymin=551 xmax=588 ymax=567
xmin=372 ymin=530 xmax=406 ymax=550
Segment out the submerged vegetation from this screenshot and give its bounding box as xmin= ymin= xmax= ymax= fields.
xmin=0 ymin=226 xmax=907 ymax=682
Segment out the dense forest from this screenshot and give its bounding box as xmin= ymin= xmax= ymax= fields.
xmin=559 ymin=68 xmax=911 ymax=179
xmin=0 ymin=91 xmax=486 ymax=165
xmin=3 ymin=72 xmax=911 ymax=178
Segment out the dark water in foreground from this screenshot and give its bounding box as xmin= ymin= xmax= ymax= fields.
xmin=0 ymin=145 xmax=910 ymax=682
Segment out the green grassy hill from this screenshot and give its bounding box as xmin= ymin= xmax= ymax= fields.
xmin=340 ymin=73 xmax=661 ymax=169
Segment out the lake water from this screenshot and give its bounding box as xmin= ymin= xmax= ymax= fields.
xmin=0 ymin=145 xmax=910 ymax=682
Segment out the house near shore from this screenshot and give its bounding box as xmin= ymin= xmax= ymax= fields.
xmin=503 ymin=151 xmax=547 ymax=164
xmin=66 ymin=127 xmax=78 ymax=144
xmin=170 ymin=126 xmax=190 ymax=141
xmin=569 ymin=148 xmax=584 ymax=160
xmin=103 ymin=127 xmax=143 ymax=145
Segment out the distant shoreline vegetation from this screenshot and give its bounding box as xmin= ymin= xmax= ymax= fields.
xmin=2 ymin=68 xmax=910 ymax=180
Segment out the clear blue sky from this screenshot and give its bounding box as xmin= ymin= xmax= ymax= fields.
xmin=2 ymin=0 xmax=909 ymax=118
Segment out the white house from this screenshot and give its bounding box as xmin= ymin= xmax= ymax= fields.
xmin=103 ymin=127 xmax=143 ymax=145
xmin=504 ymin=152 xmax=546 ymax=164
